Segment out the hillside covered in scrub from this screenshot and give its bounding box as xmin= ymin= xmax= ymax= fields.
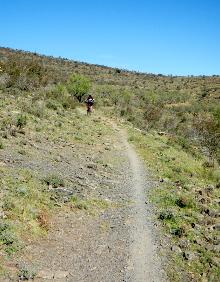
xmin=0 ymin=47 xmax=220 ymax=281
xmin=0 ymin=47 xmax=220 ymax=164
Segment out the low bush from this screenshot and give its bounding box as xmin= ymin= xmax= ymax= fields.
xmin=61 ymin=95 xmax=77 ymax=109
xmin=16 ymin=114 xmax=27 ymax=128
xmin=176 ymin=196 xmax=192 ymax=208
xmin=21 ymin=99 xmax=46 ymax=118
xmin=0 ymin=222 xmax=21 ymax=255
xmin=18 ymin=268 xmax=36 ymax=280
xmin=0 ymin=139 xmax=3 ymax=149
xmin=158 ymin=210 xmax=175 ymax=220
xmin=46 ymin=99 xmax=61 ymax=110
xmin=43 ymin=174 xmax=65 ymax=188
xmin=71 ymin=196 xmax=88 ymax=210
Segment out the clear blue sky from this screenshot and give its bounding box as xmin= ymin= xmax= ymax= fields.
xmin=0 ymin=0 xmax=219 ymax=75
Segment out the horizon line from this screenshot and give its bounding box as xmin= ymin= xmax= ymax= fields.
xmin=1 ymin=45 xmax=219 ymax=78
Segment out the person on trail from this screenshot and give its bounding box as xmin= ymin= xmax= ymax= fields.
xmin=85 ymin=95 xmax=94 ymax=114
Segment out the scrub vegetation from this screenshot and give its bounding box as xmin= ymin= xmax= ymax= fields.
xmin=0 ymin=47 xmax=219 ymax=280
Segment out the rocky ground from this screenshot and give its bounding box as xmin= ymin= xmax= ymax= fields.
xmin=0 ymin=108 xmax=167 ymax=281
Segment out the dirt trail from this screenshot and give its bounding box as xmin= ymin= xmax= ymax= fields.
xmin=7 ymin=114 xmax=166 ymax=282
xmin=122 ymin=130 xmax=166 ymax=281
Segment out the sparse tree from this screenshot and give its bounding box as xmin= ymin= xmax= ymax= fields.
xmin=67 ymin=74 xmax=91 ymax=102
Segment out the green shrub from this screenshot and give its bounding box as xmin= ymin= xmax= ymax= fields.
xmin=46 ymin=99 xmax=61 ymax=110
xmin=18 ymin=268 xmax=36 ymax=280
xmin=0 ymin=222 xmax=21 ymax=255
xmin=16 ymin=186 xmax=29 ymax=197
xmin=177 ymin=136 xmax=190 ymax=150
xmin=71 ymin=196 xmax=88 ymax=210
xmin=158 ymin=210 xmax=175 ymax=220
xmin=208 ymin=168 xmax=220 ymax=182
xmin=2 ymin=198 xmax=15 ymax=211
xmin=170 ymin=226 xmax=185 ymax=237
xmin=194 ymin=113 xmax=220 ymax=162
xmin=61 ymin=96 xmax=77 ymax=109
xmin=16 ymin=114 xmax=27 ymax=128
xmin=0 ymin=222 xmax=10 ymax=233
xmin=22 ymin=99 xmax=46 ymax=118
xmin=43 ymin=174 xmax=65 ymax=188
xmin=0 ymin=139 xmax=3 ymax=149
xmin=0 ymin=230 xmax=16 ymax=245
xmin=67 ymin=74 xmax=91 ymax=102
xmin=176 ymin=196 xmax=194 ymax=208
xmin=5 ymin=242 xmax=21 ymax=255
xmin=144 ymin=103 xmax=163 ymax=126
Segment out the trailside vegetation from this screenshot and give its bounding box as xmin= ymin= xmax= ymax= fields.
xmin=0 ymin=47 xmax=219 ymax=280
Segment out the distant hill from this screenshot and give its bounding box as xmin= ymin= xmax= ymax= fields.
xmin=0 ymin=46 xmax=220 ymax=164
xmin=0 ymin=46 xmax=219 ymax=98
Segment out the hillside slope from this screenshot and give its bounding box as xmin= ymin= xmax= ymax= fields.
xmin=0 ymin=47 xmax=220 ymax=281
xmin=0 ymin=102 xmax=167 ymax=281
xmin=0 ymin=47 xmax=219 ymax=96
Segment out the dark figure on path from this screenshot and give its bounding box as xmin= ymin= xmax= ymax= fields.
xmin=85 ymin=95 xmax=94 ymax=115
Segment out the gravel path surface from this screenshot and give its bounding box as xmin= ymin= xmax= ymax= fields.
xmin=122 ymin=129 xmax=166 ymax=281
xmin=5 ymin=116 xmax=167 ymax=282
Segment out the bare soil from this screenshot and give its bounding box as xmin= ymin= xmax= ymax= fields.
xmin=2 ymin=114 xmax=167 ymax=282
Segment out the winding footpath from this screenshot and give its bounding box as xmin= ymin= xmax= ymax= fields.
xmin=12 ymin=115 xmax=167 ymax=282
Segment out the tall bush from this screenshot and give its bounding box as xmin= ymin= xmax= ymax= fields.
xmin=67 ymin=74 xmax=91 ymax=102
